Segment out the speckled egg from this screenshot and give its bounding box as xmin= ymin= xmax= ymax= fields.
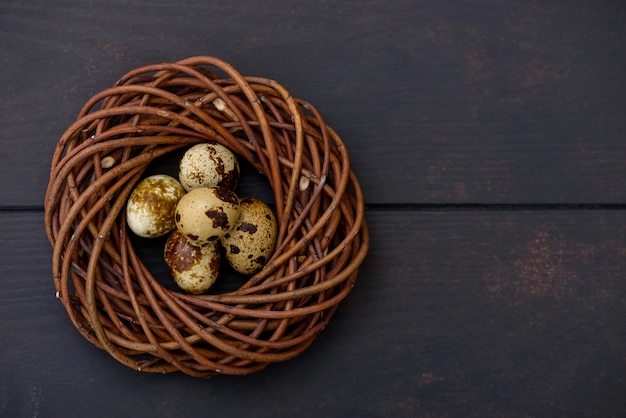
xmin=178 ymin=142 xmax=240 ymax=192
xmin=220 ymin=197 xmax=277 ymax=275
xmin=164 ymin=230 xmax=221 ymax=294
xmin=174 ymin=186 xmax=240 ymax=243
xmin=126 ymin=174 xmax=186 ymax=238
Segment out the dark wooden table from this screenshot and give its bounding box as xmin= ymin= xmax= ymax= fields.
xmin=2 ymin=1 xmax=625 ymax=416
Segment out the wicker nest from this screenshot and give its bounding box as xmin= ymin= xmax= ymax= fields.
xmin=44 ymin=56 xmax=369 ymax=377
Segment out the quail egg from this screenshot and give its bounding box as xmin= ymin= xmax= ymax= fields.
xmin=126 ymin=174 xmax=186 ymax=238
xmin=220 ymin=197 xmax=277 ymax=275
xmin=174 ymin=186 xmax=240 ymax=243
xmin=164 ymin=230 xmax=221 ymax=294
xmin=178 ymin=142 xmax=240 ymax=192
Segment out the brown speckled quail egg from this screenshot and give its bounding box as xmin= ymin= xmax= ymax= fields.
xmin=164 ymin=230 xmax=221 ymax=294
xmin=178 ymin=142 xmax=240 ymax=192
xmin=220 ymin=197 xmax=277 ymax=275
xmin=126 ymin=174 xmax=186 ymax=238
xmin=174 ymin=186 xmax=240 ymax=243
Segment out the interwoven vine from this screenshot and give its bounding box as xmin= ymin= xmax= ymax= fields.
xmin=44 ymin=56 xmax=369 ymax=377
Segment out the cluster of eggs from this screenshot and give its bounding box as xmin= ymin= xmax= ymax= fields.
xmin=125 ymin=143 xmax=278 ymax=294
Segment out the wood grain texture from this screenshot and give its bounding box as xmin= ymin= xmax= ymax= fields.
xmin=1 ymin=1 xmax=625 ymax=206
xmin=2 ymin=0 xmax=625 ymax=416
xmin=1 ymin=211 xmax=624 ymax=417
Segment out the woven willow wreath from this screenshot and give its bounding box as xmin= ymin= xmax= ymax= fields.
xmin=44 ymin=56 xmax=369 ymax=377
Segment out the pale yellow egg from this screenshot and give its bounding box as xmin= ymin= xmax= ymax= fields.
xmin=126 ymin=175 xmax=186 ymax=238
xmin=220 ymin=197 xmax=277 ymax=275
xmin=164 ymin=230 xmax=221 ymax=294
xmin=174 ymin=186 xmax=240 ymax=243
xmin=178 ymin=142 xmax=240 ymax=192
